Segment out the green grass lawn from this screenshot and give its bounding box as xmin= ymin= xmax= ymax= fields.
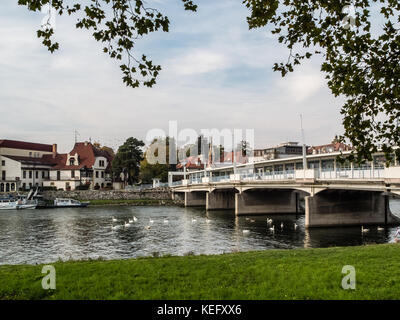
xmin=1 ymin=244 xmax=400 ymax=300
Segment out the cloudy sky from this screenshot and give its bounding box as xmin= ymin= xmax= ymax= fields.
xmin=0 ymin=0 xmax=346 ymax=153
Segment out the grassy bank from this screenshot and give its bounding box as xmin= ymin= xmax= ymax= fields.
xmin=81 ymin=199 xmax=182 ymax=206
xmin=1 ymin=244 xmax=400 ymax=300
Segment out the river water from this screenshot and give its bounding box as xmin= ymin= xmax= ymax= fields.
xmin=1 ymin=200 xmax=400 ymax=265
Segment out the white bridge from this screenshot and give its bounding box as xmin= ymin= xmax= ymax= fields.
xmin=169 ymin=152 xmax=400 ymax=228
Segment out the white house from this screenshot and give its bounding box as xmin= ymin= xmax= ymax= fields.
xmin=0 ymin=139 xmax=113 ymax=192
xmin=0 ymin=139 xmax=56 ymax=192
xmin=43 ymin=141 xmax=113 ymax=191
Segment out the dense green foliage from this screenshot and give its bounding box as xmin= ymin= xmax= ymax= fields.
xmin=2 ymin=244 xmax=400 ymax=300
xmin=112 ymin=137 xmax=145 ymax=185
xmin=244 ymin=0 xmax=400 ymax=163
xmin=140 ymin=137 xmax=176 ymax=183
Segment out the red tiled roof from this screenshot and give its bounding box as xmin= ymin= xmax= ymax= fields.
xmin=176 ymin=156 xmax=204 ymax=170
xmin=52 ymin=142 xmax=114 ymax=171
xmin=307 ymin=142 xmax=352 ymax=154
xmin=2 ymin=155 xmax=57 ymax=166
xmin=0 ymin=139 xmax=53 ymax=152
xmin=221 ymin=151 xmax=248 ymax=164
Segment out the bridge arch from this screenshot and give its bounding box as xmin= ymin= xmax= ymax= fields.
xmin=305 ymin=189 xmax=400 ymax=227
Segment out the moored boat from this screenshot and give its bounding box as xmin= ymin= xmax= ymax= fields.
xmin=53 ymin=198 xmax=90 ymax=208
xmin=0 ymin=196 xmax=37 ymax=210
xmin=0 ymin=197 xmax=17 ymax=210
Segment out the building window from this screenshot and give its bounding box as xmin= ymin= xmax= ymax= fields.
xmin=95 ymin=171 xmax=99 ymax=178
xmin=99 ymin=160 xmax=105 ymax=167
xmin=23 ymin=171 xmax=26 ymax=179
xmin=35 ymin=171 xmax=38 ymax=179
xmin=29 ymin=171 xmax=32 ymax=179
xmin=29 ymin=152 xmax=32 ymax=157
xmin=1 ymin=171 xmax=5 ymax=180
xmin=42 ymin=171 xmax=45 ymax=179
xmin=57 ymin=171 xmax=61 ymax=181
xmin=1 ymin=160 xmax=5 ymax=166
xmin=70 ymin=158 xmax=75 ymax=166
xmin=101 ymin=171 xmax=104 ymax=178
xmin=22 ymin=183 xmax=26 ymax=190
xmin=71 ymin=170 xmax=75 ymax=178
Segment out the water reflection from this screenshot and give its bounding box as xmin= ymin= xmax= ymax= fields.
xmin=0 ymin=199 xmax=399 ymax=265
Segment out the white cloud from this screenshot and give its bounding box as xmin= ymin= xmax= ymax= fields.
xmin=277 ymin=71 xmax=325 ymax=103
xmin=171 ymin=49 xmax=231 ymax=75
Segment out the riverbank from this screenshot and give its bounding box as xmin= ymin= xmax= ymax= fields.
xmin=82 ymin=199 xmax=183 ymax=206
xmin=42 ymin=188 xmax=173 ymax=201
xmin=39 ymin=189 xmax=184 ymax=206
xmin=1 ymin=244 xmax=400 ymax=300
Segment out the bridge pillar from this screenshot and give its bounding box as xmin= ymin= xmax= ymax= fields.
xmin=235 ymin=189 xmax=299 ymax=216
xmin=172 ymin=192 xmax=185 ymax=201
xmin=305 ymin=190 xmax=400 ymax=227
xmin=185 ymin=192 xmax=206 ymax=207
xmin=206 ymin=190 xmax=235 ymax=210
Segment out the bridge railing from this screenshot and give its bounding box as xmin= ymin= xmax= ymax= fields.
xmin=211 ymin=176 xmax=230 ymax=183
xmin=320 ymin=168 xmax=385 ymax=180
xmin=170 ymin=181 xmax=183 ymax=187
xmin=170 ymin=167 xmax=390 ymax=187
xmin=190 ymin=178 xmax=202 ymax=185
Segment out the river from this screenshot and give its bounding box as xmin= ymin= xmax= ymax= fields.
xmin=1 ymin=199 xmax=400 ymax=265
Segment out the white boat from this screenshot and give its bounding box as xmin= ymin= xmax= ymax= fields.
xmin=16 ymin=200 xmax=37 ymax=210
xmin=0 ymin=198 xmax=17 ymax=210
xmin=0 ymin=197 xmax=37 ymax=210
xmin=53 ymin=198 xmax=90 ymax=208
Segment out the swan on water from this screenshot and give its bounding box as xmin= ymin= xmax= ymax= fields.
xmin=361 ymin=226 xmax=370 ymax=233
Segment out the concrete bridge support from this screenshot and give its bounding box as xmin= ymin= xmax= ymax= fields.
xmin=305 ymin=190 xmax=400 ymax=227
xmin=185 ymin=192 xmax=206 ymax=207
xmin=172 ymin=192 xmax=185 ymax=201
xmin=206 ymin=190 xmax=235 ymax=210
xmin=235 ymin=189 xmax=299 ymax=216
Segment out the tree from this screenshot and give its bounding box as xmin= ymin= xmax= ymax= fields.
xmin=140 ymin=137 xmax=176 ymax=183
xmin=244 ymin=0 xmax=400 ymax=163
xmin=112 ymin=137 xmax=144 ymax=185
xmin=93 ymin=142 xmax=115 ymax=157
xmin=19 ymin=0 xmax=197 ymax=88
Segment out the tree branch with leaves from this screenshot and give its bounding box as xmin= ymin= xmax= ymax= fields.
xmin=244 ymin=0 xmax=400 ymax=164
xmin=18 ymin=0 xmax=197 ymax=88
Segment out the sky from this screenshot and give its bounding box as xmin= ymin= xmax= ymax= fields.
xmin=0 ymin=0 xmax=346 ymax=153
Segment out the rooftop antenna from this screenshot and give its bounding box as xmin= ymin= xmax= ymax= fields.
xmin=74 ymin=130 xmax=81 ymax=144
xmin=300 ymin=114 xmax=307 ymax=170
